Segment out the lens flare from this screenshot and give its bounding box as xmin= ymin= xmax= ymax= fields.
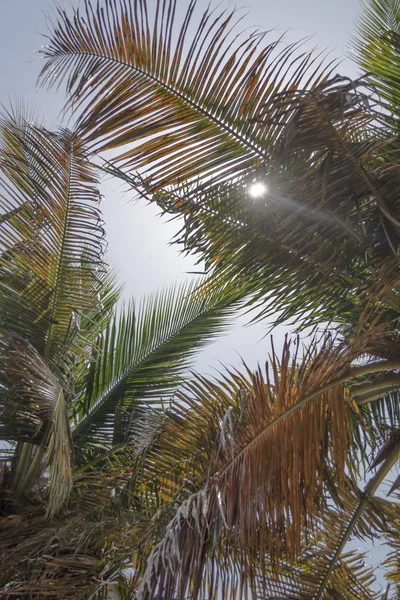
xmin=248 ymin=182 xmax=267 ymax=198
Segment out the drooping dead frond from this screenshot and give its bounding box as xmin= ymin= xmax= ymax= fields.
xmin=0 ymin=333 xmax=72 ymax=517
xmin=136 ymin=396 xmax=400 ymax=599
xmin=0 ymin=514 xmax=125 ymax=598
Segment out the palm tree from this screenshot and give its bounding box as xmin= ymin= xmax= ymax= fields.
xmin=0 ymin=111 xmax=238 ymax=597
xmin=1 ymin=0 xmax=400 ymax=597
xmin=37 ymin=0 xmax=400 ymax=331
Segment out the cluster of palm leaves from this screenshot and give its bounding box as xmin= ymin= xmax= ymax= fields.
xmin=1 ymin=0 xmax=400 ymax=597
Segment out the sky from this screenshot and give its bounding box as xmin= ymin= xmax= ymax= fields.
xmin=0 ymin=0 xmax=391 ymax=591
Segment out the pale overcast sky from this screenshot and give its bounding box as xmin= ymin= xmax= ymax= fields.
xmin=0 ymin=0 xmax=362 ymax=375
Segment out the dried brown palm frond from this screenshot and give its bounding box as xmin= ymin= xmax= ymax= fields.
xmin=0 ymin=513 xmax=128 ymax=599
xmin=134 ymin=423 xmax=400 ymax=599
xmin=129 ymin=329 xmax=400 ymax=598
xmin=0 ymin=333 xmax=72 ymax=518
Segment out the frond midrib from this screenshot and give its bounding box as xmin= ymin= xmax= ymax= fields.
xmin=314 ymin=439 xmax=400 ymax=598
xmin=43 ymin=136 xmax=73 ymax=362
xmin=216 ymin=358 xmax=400 ymax=481
xmin=47 ymin=48 xmax=270 ymax=163
xmin=71 ymin=301 xmax=224 ymax=439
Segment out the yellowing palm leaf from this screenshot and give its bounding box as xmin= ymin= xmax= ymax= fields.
xmin=40 ymin=0 xmax=332 ymax=190
xmin=0 ymin=112 xmax=106 ymax=361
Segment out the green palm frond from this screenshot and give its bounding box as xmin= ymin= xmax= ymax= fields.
xmin=79 ymin=258 xmax=121 ymax=337
xmin=72 ymin=279 xmax=239 ymax=453
xmin=354 ymin=0 xmax=400 ymax=121
xmin=71 ymin=257 xmax=121 ymax=382
xmin=0 ymin=112 xmax=106 ymax=361
xmin=0 ymin=110 xmax=113 ymax=518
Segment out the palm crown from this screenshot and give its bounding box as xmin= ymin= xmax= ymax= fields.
xmin=1 ymin=0 xmax=400 ymax=598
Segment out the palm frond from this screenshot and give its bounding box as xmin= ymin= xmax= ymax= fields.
xmin=72 ymin=279 xmax=239 ymax=453
xmin=383 ymin=516 xmax=400 ymax=594
xmin=354 ymin=0 xmax=400 ymax=121
xmin=0 ymin=333 xmax=72 ymax=517
xmin=70 ymin=257 xmax=122 ymax=387
xmin=0 ymin=111 xmax=106 ymax=362
xmin=252 ymin=513 xmax=378 ymax=599
xmin=40 ymin=1 xmax=400 ymax=333
xmin=40 ymin=0 xmax=332 ymax=190
xmin=129 ymin=331 xmax=400 ymax=597
xmin=0 ymin=514 xmax=124 ymax=598
xmin=78 ymin=254 xmax=121 ymax=339
xmin=137 ymin=409 xmax=400 ymax=599
xmin=102 ymin=68 xmax=400 ymax=332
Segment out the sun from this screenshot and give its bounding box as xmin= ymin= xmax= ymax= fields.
xmin=248 ymin=182 xmax=268 ymax=198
